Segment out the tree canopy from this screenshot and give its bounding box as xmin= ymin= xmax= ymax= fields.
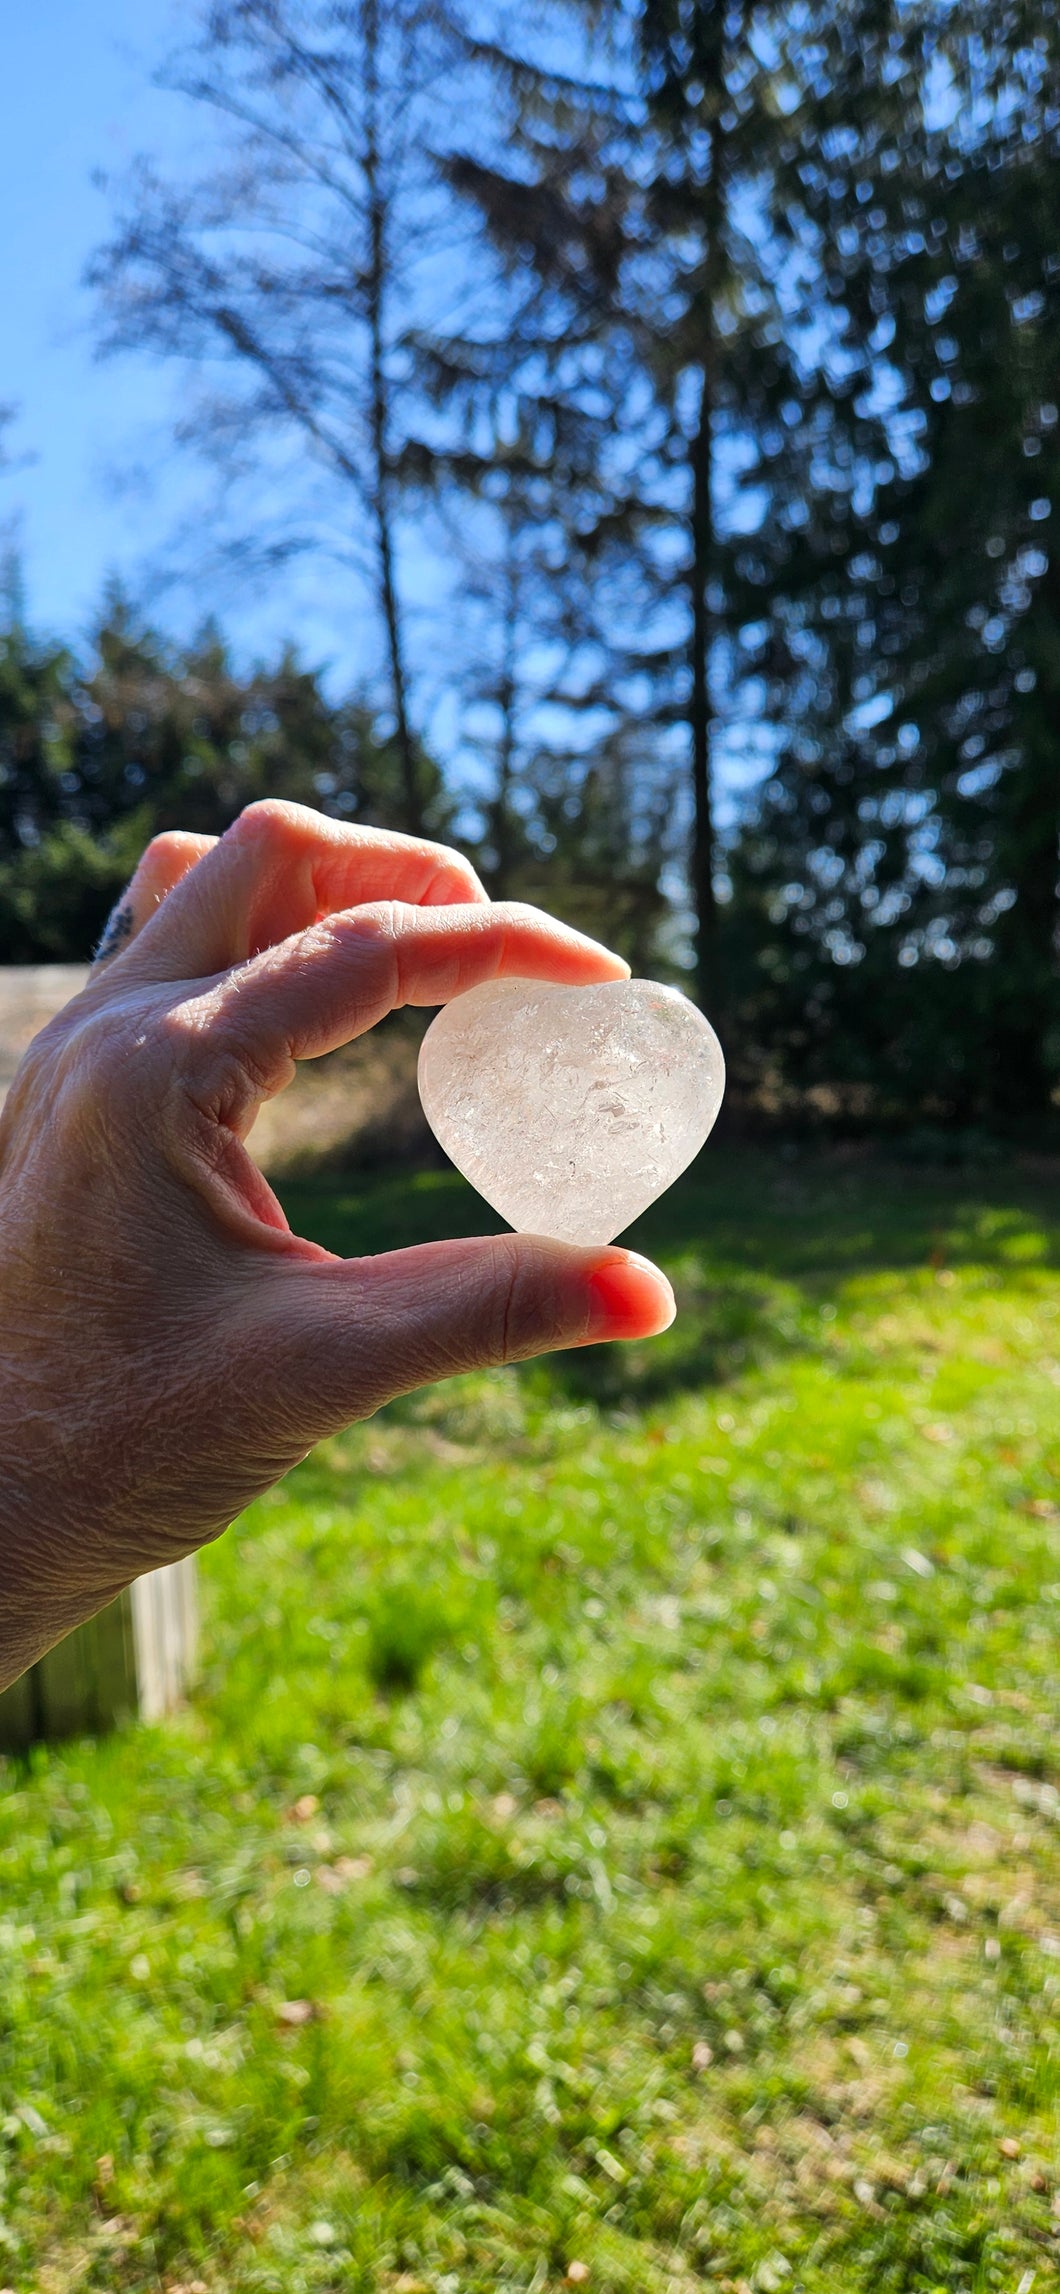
xmin=2 ymin=0 xmax=1055 ymax=1124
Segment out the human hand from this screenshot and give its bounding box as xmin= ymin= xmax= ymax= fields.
xmin=0 ymin=803 xmax=675 ymax=1686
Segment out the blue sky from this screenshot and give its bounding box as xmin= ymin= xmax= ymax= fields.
xmin=3 ymin=1 xmax=185 ymax=628
xmin=0 ymin=5 xmax=739 ymax=818
xmin=0 ymin=0 xmax=373 ymax=675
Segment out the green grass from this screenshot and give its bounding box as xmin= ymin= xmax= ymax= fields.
xmin=2 ymin=1147 xmax=1059 ymax=2294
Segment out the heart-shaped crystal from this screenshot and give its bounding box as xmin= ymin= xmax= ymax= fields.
xmin=418 ymin=976 xmax=725 ymax=1246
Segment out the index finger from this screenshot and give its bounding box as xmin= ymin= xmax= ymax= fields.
xmin=190 ymin=900 xmax=631 ymax=1104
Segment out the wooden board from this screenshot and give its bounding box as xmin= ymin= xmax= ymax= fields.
xmin=0 ymin=1558 xmax=198 ymax=1751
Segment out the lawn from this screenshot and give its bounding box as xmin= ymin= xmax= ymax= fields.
xmin=1 ymin=1145 xmax=1059 ymax=2294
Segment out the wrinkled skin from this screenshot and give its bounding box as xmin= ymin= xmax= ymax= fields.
xmin=0 ymin=803 xmax=674 ymax=1687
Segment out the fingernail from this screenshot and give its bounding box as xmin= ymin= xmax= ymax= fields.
xmin=586 ymin=1250 xmax=676 ymax=1340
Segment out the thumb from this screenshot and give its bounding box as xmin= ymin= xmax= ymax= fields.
xmin=246 ymin=1234 xmax=676 ymax=1441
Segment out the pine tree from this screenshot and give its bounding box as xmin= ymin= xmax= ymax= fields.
xmin=0 ymin=581 xmax=78 ymax=960
xmin=729 ymin=0 xmax=1060 ymax=1120
xmin=879 ymin=0 xmax=1060 ymax=1116
xmin=0 ymin=585 xmax=452 ymax=962
xmin=419 ymin=1 xmax=936 ymax=1014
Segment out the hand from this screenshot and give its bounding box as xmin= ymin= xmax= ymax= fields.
xmin=0 ymin=802 xmax=675 ymax=1686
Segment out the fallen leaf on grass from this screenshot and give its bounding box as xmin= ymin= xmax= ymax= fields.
xmin=275 ymin=1999 xmax=320 ymax=2027
xmin=998 ymin=1893 xmax=1034 ymax=1931
xmin=316 ymin=1855 xmax=373 ymax=1892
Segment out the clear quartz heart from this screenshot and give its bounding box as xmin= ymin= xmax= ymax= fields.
xmin=417 ymin=976 xmax=725 ymax=1246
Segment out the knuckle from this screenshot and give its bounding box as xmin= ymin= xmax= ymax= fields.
xmin=228 ymin=796 xmax=307 ymax=849
xmin=496 ymin=899 xmax=548 ymax=934
xmin=492 ymin=1236 xmax=555 ymax=1362
xmin=340 ymin=897 xmax=402 ymax=940
xmin=332 ymin=903 xmax=403 ymax=1002
xmin=155 ymin=996 xmax=211 ymax=1062
xmin=158 ymin=995 xmax=280 ymax=1114
xmin=7 ymin=1024 xmax=58 ymax=1096
xmin=0 ymin=1031 xmax=57 ymax=1142
xmin=6 ymin=1004 xmax=153 ymax=1151
xmin=153 ymin=1000 xmax=220 ymax=1102
xmin=424 ymin=841 xmax=482 ymax=894
xmin=336 ymin=899 xmax=405 ymax=961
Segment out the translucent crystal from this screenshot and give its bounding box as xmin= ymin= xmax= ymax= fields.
xmin=418 ymin=976 xmax=725 ymax=1246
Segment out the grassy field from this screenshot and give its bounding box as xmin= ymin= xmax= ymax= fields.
xmin=1 ymin=1146 xmax=1059 ymax=2294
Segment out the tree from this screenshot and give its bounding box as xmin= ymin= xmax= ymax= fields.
xmin=513 ymin=723 xmax=677 ymax=974
xmin=416 ymin=0 xmax=940 ymax=1015
xmin=0 ymin=581 xmax=79 ymax=959
xmin=410 ymin=426 xmax=678 ymax=961
xmin=877 ymin=0 xmax=1060 ymax=1116
xmin=89 ymin=0 xmax=471 ymax=835
xmin=727 ymin=0 xmax=1060 ymax=1121
xmin=0 ymin=584 xmax=452 ymax=962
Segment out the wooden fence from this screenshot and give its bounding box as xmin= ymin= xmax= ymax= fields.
xmin=1 ymin=971 xmax=202 ymax=1748
xmin=0 ymin=1559 xmax=199 ymax=1752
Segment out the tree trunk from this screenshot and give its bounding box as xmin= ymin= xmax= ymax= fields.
xmin=984 ymin=541 xmax=1060 ymax=1119
xmin=688 ymin=68 xmax=728 ymax=1016
xmin=689 ymin=364 xmax=717 ymax=1009
xmin=363 ymin=0 xmax=420 ymax=835
xmin=990 ymin=746 xmax=1060 ymax=1121
xmin=488 ymin=543 xmax=520 ymax=898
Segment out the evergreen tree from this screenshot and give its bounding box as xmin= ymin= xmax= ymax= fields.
xmin=424 ymin=0 xmax=926 ymax=1010
xmin=880 ymin=0 xmax=1060 ymax=1116
xmin=0 ymin=586 xmax=451 ymax=962
xmin=729 ymin=0 xmax=1060 ymax=1120
xmin=0 ymin=614 xmax=74 ymax=862
xmin=0 ymin=591 xmax=80 ymax=961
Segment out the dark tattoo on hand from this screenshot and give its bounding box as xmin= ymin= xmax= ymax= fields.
xmin=93 ymin=900 xmax=134 ymax=965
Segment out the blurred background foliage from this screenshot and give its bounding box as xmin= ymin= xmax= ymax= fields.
xmin=1 ymin=0 xmax=1058 ymax=1127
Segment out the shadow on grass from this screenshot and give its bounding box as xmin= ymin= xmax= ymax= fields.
xmin=399 ymin=1807 xmax=585 ymax=1915
xmin=531 ymin=1262 xmax=799 ymax=1410
xmin=278 ymin=1144 xmax=1060 ymax=1412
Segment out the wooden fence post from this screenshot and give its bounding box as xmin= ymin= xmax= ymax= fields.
xmin=0 ymin=973 xmax=202 ymax=1754
xmin=0 ymin=1558 xmax=198 ymax=1752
